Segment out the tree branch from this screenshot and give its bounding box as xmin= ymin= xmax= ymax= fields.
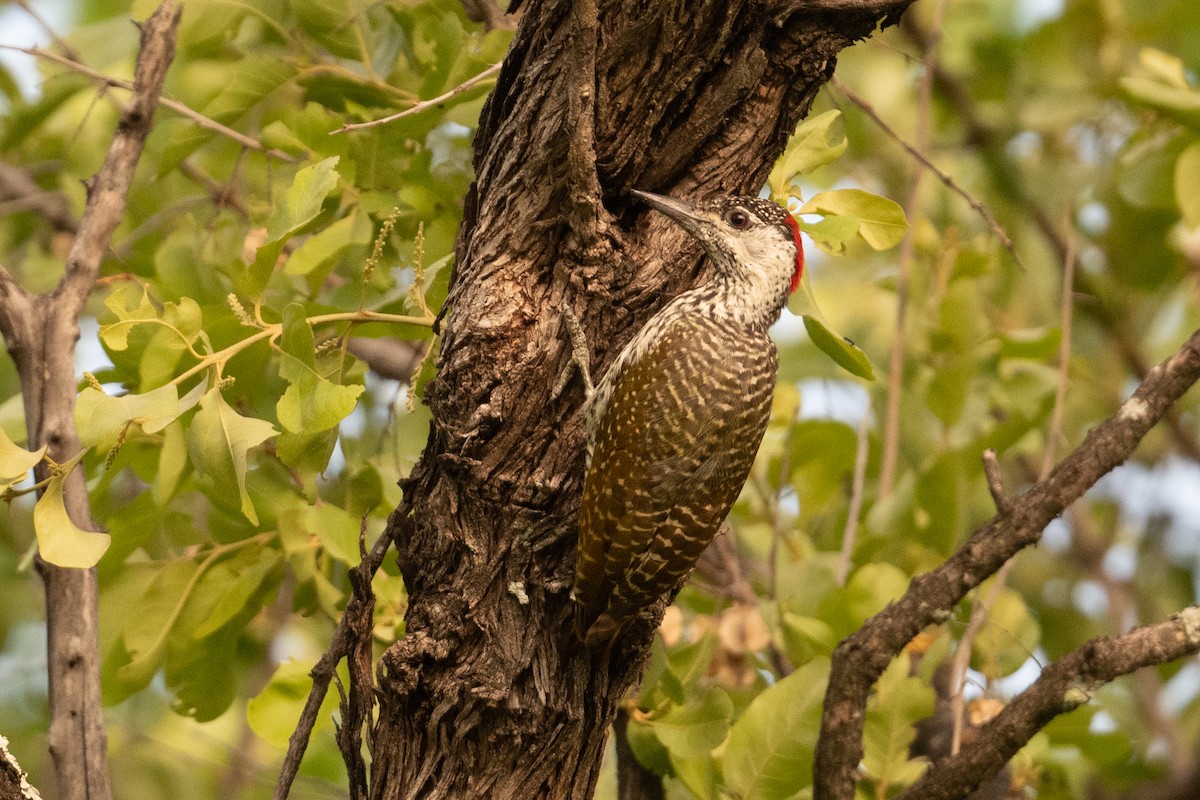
xmin=0 ymin=44 xmax=296 ymax=164
xmin=273 ymin=529 xmax=392 ymax=800
xmin=0 ymin=735 xmax=41 ymax=800
xmin=0 ymin=5 xmax=181 ymax=799
xmin=54 ymin=7 xmax=179 ymax=318
xmin=814 ymin=324 xmax=1200 ymax=800
xmin=898 ymin=607 xmax=1200 ymax=800
xmin=0 ymin=162 xmax=79 ymax=233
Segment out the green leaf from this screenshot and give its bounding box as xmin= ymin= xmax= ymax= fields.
xmin=99 ymin=284 xmax=202 ymax=355
xmin=802 ymin=316 xmax=875 ymax=380
xmin=971 ymin=588 xmax=1042 ymax=678
xmin=1175 ymin=141 xmax=1200 ymax=227
xmin=1121 ymin=76 xmax=1200 ymax=131
xmin=650 ymin=687 xmax=733 ymax=759
xmin=75 ymin=384 xmax=182 ymax=451
xmin=801 ymin=189 xmax=907 ymax=250
xmin=862 ymin=653 xmax=934 ymax=789
xmin=33 ymin=473 xmax=112 ymax=568
xmin=670 ymin=753 xmax=719 ymax=800
xmin=248 ymin=659 xmax=343 ymax=748
xmin=1117 ymin=132 xmax=1188 ymax=210
xmin=190 ymin=548 xmax=280 ymax=639
xmin=276 ymin=305 xmax=364 ymax=433
xmin=284 ymin=210 xmax=372 ymax=277
xmin=111 ymin=559 xmax=199 ymax=693
xmin=780 ymin=612 xmax=838 ymax=665
xmin=250 ymin=157 xmax=341 ymax=293
xmin=99 ymin=284 xmax=158 ymax=351
xmin=724 ymin=658 xmax=829 ymax=799
xmin=818 ymin=564 xmax=910 ymax=639
xmin=0 ymin=428 xmax=45 ymax=493
xmin=152 ymin=421 xmax=190 ymax=505
xmin=187 ymin=389 xmax=277 ymax=524
xmin=795 ymin=214 xmax=860 ymax=255
xmin=306 ymin=502 xmax=363 ymax=564
xmin=769 ymin=110 xmax=847 ymax=198
xmin=626 ymin=717 xmax=672 ymax=776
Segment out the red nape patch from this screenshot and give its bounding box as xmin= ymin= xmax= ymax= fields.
xmin=783 ymin=213 xmax=804 ymax=293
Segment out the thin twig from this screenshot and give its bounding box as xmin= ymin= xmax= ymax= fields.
xmin=836 ymin=410 xmax=871 ymax=585
xmin=874 ymin=0 xmax=943 ymax=497
xmin=980 ymin=449 xmax=1011 ymax=515
xmin=0 ymin=162 xmax=79 ymax=233
xmin=1041 ymin=214 xmax=1077 ymax=480
xmin=832 ymin=77 xmax=1020 ymax=266
xmin=947 ymin=558 xmax=1013 ymax=755
xmin=331 ymin=63 xmax=502 ymax=134
xmin=273 ymin=529 xmax=393 ymax=800
xmin=0 ymin=44 xmax=296 ymax=162
xmin=15 ymin=0 xmax=82 ymax=62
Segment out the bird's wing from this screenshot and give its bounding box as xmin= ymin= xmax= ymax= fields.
xmin=574 ymin=316 xmax=777 ymax=642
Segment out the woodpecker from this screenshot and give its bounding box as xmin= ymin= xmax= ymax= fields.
xmin=572 ymin=189 xmax=804 ymax=646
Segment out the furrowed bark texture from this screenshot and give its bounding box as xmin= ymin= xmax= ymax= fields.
xmin=369 ymin=0 xmax=912 ymax=797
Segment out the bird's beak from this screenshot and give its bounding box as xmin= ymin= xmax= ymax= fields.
xmin=630 ymin=189 xmax=708 ymax=232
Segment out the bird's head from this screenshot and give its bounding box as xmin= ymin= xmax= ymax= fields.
xmin=631 ymin=189 xmax=804 ymax=295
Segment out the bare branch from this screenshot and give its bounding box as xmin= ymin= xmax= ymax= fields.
xmin=0 ymin=44 xmax=296 ymax=163
xmin=814 ymin=325 xmax=1200 ymax=800
xmin=980 ymin=449 xmax=1011 ymax=516
xmin=0 ymin=162 xmax=78 ymax=233
xmin=332 ymin=64 xmax=502 ymax=134
xmin=54 ymin=9 xmax=179 ymax=316
xmin=898 ymin=607 xmax=1200 ymax=800
xmin=0 ymin=7 xmax=182 ymax=799
xmin=273 ymin=530 xmax=392 ymax=800
xmin=0 ymin=734 xmax=41 ymax=800
xmin=836 ymin=411 xmax=871 ymax=585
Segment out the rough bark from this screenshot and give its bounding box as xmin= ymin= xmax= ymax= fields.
xmin=0 ymin=4 xmax=180 ymax=798
xmin=0 ymin=736 xmax=41 ymax=800
xmin=367 ymin=0 xmax=913 ymax=797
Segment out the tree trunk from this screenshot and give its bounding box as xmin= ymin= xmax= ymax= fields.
xmin=369 ymin=1 xmax=912 ymax=797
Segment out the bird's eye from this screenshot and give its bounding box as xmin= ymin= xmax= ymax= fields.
xmin=727 ymin=209 xmax=751 ymax=229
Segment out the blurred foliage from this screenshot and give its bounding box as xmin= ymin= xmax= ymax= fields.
xmin=1 ymin=0 xmax=1200 ymax=799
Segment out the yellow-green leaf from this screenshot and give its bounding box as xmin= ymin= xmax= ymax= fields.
xmin=75 ymin=384 xmax=182 ymax=451
xmin=33 ymin=474 xmax=111 ymax=568
xmin=801 ymin=188 xmax=907 ymax=250
xmin=248 ymin=659 xmax=343 ymax=748
xmin=724 ymin=658 xmax=829 ymax=799
xmin=1175 ymin=141 xmax=1200 ymax=227
xmin=650 ymin=687 xmax=733 ymax=759
xmin=0 ymin=428 xmax=45 ymax=492
xmin=802 ymin=315 xmax=875 ymax=380
xmin=862 ymin=652 xmax=934 ymax=789
xmin=768 ymin=109 xmax=847 ymax=199
xmin=796 ymin=214 xmax=860 ymax=256
xmin=187 ymin=389 xmax=277 ymax=524
xmin=1121 ymin=75 xmax=1200 ymax=131
xmin=251 ymin=157 xmax=342 ymax=293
